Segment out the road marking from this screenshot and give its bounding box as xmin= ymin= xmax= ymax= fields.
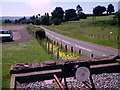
xmin=75 ymin=45 xmax=92 ymax=52
xmin=62 ymin=40 xmax=70 ymax=44
xmin=55 ymin=37 xmax=60 ymax=40
xmin=103 ymin=55 xmax=106 ymax=56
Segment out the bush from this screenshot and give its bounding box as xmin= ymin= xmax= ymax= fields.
xmin=35 ymin=30 xmax=46 ymax=40
xmin=27 ymin=25 xmax=46 ymax=39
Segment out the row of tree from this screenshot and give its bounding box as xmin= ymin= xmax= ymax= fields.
xmin=3 ymin=4 xmax=115 ymax=25
xmin=93 ymin=4 xmax=115 ymax=16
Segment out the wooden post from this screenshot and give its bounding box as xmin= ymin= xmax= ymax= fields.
xmin=47 ymin=37 xmax=48 ymax=41
xmin=51 ymin=41 xmax=54 ymax=54
xmin=48 ymin=41 xmax=50 ymax=54
xmin=91 ymin=54 xmax=93 ymax=58
xmin=57 ymin=42 xmax=59 ymax=46
xmin=57 ymin=48 xmax=59 ymax=60
xmin=79 ymin=50 xmax=81 ymax=55
xmin=65 ymin=45 xmax=67 ymax=52
xmin=45 ymin=40 xmax=47 ymax=50
xmin=71 ymin=47 xmax=73 ymax=53
xmin=60 ymin=43 xmax=62 ymax=49
xmin=54 ymin=41 xmax=56 ymax=45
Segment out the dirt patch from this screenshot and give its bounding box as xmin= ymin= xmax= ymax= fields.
xmin=1 ymin=25 xmax=32 ymax=44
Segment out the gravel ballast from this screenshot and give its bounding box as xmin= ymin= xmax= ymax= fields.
xmin=16 ymin=73 xmax=120 ymax=89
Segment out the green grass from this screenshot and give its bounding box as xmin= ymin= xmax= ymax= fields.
xmin=2 ymin=38 xmax=54 ymax=88
xmin=43 ymin=15 xmax=119 ymax=49
xmin=0 ymin=44 xmax=2 ymax=90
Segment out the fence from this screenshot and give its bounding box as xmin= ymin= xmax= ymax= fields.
xmin=36 ymin=36 xmax=94 ymax=59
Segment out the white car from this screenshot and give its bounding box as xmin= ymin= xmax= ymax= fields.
xmin=0 ymin=30 xmax=13 ymax=42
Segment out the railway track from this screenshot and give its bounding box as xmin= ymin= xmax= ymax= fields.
xmin=10 ymin=55 xmax=120 ymax=89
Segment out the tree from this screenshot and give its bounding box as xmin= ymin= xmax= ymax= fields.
xmin=107 ymin=4 xmax=115 ymax=14
xmin=30 ymin=15 xmax=36 ymax=20
xmin=38 ymin=14 xmax=40 ymax=16
xmin=51 ymin=7 xmax=64 ymax=20
xmin=52 ymin=18 xmax=61 ymax=25
xmin=46 ymin=13 xmax=49 ymax=20
xmin=35 ymin=30 xmax=46 ymax=40
xmin=18 ymin=17 xmax=27 ymax=24
xmin=93 ymin=5 xmax=106 ymax=16
xmin=65 ymin=9 xmax=77 ymax=20
xmin=41 ymin=15 xmax=51 ymax=25
xmin=78 ymin=12 xmax=87 ymax=19
xmin=15 ymin=19 xmax=19 ymax=24
xmin=76 ymin=5 xmax=83 ymax=14
xmin=35 ymin=19 xmax=41 ymax=25
xmin=4 ymin=19 xmax=12 ymax=23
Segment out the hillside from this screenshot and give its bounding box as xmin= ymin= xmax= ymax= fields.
xmin=43 ymin=15 xmax=119 ymax=49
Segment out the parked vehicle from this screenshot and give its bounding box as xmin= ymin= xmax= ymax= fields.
xmin=0 ymin=30 xmax=13 ymax=42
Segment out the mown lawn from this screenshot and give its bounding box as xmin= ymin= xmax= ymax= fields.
xmin=2 ymin=38 xmax=53 ymax=88
xmin=43 ymin=15 xmax=119 ymax=49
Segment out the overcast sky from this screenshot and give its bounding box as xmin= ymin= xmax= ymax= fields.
xmin=0 ymin=0 xmax=119 ymax=16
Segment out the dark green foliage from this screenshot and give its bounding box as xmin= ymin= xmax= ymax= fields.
xmin=65 ymin=9 xmax=77 ymax=21
xmin=93 ymin=6 xmax=106 ymax=16
xmin=52 ymin=18 xmax=61 ymax=25
xmin=30 ymin=15 xmax=36 ymax=20
xmin=76 ymin=5 xmax=83 ymax=14
xmin=15 ymin=19 xmax=19 ymax=24
xmin=17 ymin=16 xmax=27 ymax=24
xmin=35 ymin=30 xmax=46 ymax=39
xmin=35 ymin=19 xmax=41 ymax=25
xmin=51 ymin=7 xmax=64 ymax=20
xmin=107 ymin=4 xmax=115 ymax=14
xmin=78 ymin=12 xmax=87 ymax=19
xmin=41 ymin=16 xmax=51 ymax=25
xmin=4 ymin=19 xmax=12 ymax=23
xmin=38 ymin=14 xmax=40 ymax=16
xmin=46 ymin=13 xmax=50 ymax=20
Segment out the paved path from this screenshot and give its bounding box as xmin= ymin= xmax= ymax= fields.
xmin=40 ymin=26 xmax=119 ymax=57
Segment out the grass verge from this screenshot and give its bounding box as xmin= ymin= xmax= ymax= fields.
xmin=2 ymin=38 xmax=54 ymax=88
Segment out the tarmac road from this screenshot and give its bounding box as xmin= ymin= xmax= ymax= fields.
xmin=40 ymin=26 xmax=119 ymax=57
